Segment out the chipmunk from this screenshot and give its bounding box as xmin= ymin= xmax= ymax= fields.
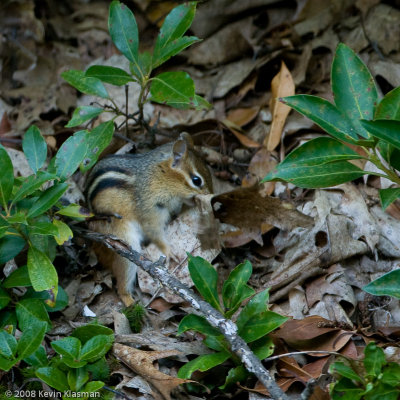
xmin=86 ymin=132 xmax=213 ymax=306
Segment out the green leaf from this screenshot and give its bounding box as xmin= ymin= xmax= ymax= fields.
xmin=153 ymin=2 xmax=197 ymax=63
xmin=150 ymin=71 xmax=197 ymax=109
xmin=24 ymin=285 xmax=69 ymax=312
xmin=68 ymin=367 xmax=89 ymax=391
xmin=62 ymin=357 xmax=87 ymax=369
xmin=55 ymin=130 xmax=89 ymax=179
xmin=238 ymin=310 xmax=288 ymax=343
xmin=331 ymin=361 xmax=363 ymax=382
xmin=331 ymin=377 xmax=365 ymax=400
xmin=194 ymin=94 xmax=212 ymax=111
xmin=23 ymin=345 xmax=48 ymax=367
xmin=375 ymin=87 xmax=400 ymax=120
xmin=332 ymin=43 xmax=378 ymax=138
xmin=0 ymin=235 xmax=26 ymax=264
xmin=364 ymin=383 xmax=400 ymax=400
xmin=0 ymin=330 xmax=17 ymax=359
xmin=52 ymin=219 xmax=73 ymax=245
xmin=361 ymin=120 xmax=400 ymax=151
xmin=130 ymin=51 xmax=152 ymax=78
xmin=177 ymin=314 xmax=221 ymax=337
xmin=109 ymin=1 xmax=140 ymax=74
xmin=250 ymin=335 xmax=274 ymax=360
xmin=236 ymin=289 xmax=270 ymax=330
xmin=187 ymin=255 xmax=222 ymax=312
xmin=28 ymin=221 xmax=59 ymax=236
xmin=379 ymin=188 xmax=400 ymax=210
xmin=378 ymin=141 xmax=400 ymax=171
xmin=263 ymin=137 xmax=366 ymax=188
xmin=281 ymin=95 xmax=360 ymax=143
xmin=85 ymin=65 xmax=133 ymax=86
xmin=36 ymin=366 xmax=69 ymax=392
xmin=71 ymin=323 xmax=114 ymax=344
xmin=52 ymin=336 xmax=81 ymax=359
xmin=80 ymin=334 xmax=113 ymax=362
xmin=22 ymin=126 xmax=47 ymax=173
xmin=0 ymin=355 xmax=16 ymax=371
xmin=0 ymin=145 xmax=14 ymax=209
xmin=65 ymin=106 xmax=104 ymax=128
xmin=62 ymin=69 xmax=109 ymax=99
xmin=177 ymin=351 xmax=231 ymax=379
xmin=82 ymin=381 xmax=105 ymax=393
xmin=85 ymin=357 xmax=109 ymax=381
xmin=17 ymin=320 xmax=47 ymax=360
xmin=3 ymin=265 xmax=31 ymax=288
xmin=153 ymin=36 xmax=200 ymax=69
xmin=381 ymin=363 xmax=400 ymax=387
xmin=12 ymin=171 xmax=56 ymax=203
xmin=0 ymin=287 xmax=11 ymax=310
xmin=223 ymin=260 xmax=254 ymax=311
xmin=56 ymin=204 xmax=92 ymax=218
xmin=219 ymin=365 xmax=249 ymax=390
xmin=364 ymin=342 xmax=386 ymax=376
xmin=27 ymin=246 xmax=58 ymax=294
xmin=80 ymin=121 xmax=115 ymax=172
xmin=27 ymin=182 xmax=68 ymax=218
xmin=15 ymin=298 xmax=51 ymax=332
xmin=363 ymin=270 xmax=400 ymax=299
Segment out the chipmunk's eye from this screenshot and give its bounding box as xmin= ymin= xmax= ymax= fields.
xmin=191 ymin=175 xmax=202 ymax=187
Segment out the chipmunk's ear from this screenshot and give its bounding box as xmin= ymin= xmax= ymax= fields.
xmin=179 ymin=132 xmax=194 ymax=149
xmin=172 ymin=137 xmax=188 ymax=167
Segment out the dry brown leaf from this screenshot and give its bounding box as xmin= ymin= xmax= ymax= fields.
xmin=226 ymin=107 xmax=260 ymax=127
xmin=265 ymin=61 xmax=295 ymax=151
xmin=113 ymin=343 xmax=190 ymax=400
xmin=223 ymin=119 xmax=261 ymax=148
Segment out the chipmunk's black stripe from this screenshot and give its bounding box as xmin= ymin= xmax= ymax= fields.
xmin=89 ymin=178 xmax=128 ymax=203
xmin=86 ymin=167 xmax=129 ymax=190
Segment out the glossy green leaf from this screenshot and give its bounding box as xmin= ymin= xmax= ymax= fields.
xmin=377 ymin=140 xmax=400 ymax=172
xmin=379 ymin=188 xmax=400 ymax=210
xmin=109 ymin=1 xmax=140 ymax=74
xmin=281 ymin=95 xmax=360 ymax=142
xmin=86 ymin=65 xmax=133 ymax=86
xmin=361 ymin=120 xmax=400 ymax=151
xmin=23 ymin=345 xmax=48 ymax=367
xmin=364 ymin=383 xmax=400 ymax=400
xmin=219 ymin=365 xmax=249 ymax=390
xmin=251 ymin=335 xmax=274 ymax=360
xmin=0 ymin=235 xmax=26 ymax=264
xmin=68 ymin=367 xmax=89 ymax=391
xmin=6 ymin=212 xmax=27 ymax=224
xmin=0 ymin=146 xmax=14 ymax=209
xmin=15 ymin=298 xmax=51 ymax=332
xmin=263 ymin=137 xmax=366 ymax=188
xmin=0 ymin=310 xmax=17 ymax=331
xmin=222 ymin=260 xmax=254 ymax=311
xmin=85 ymin=357 xmax=109 ymax=381
xmin=203 ymin=335 xmax=228 ymax=352
xmin=0 ymin=330 xmax=17 ymax=359
xmin=55 ymin=130 xmax=89 ymax=179
xmin=52 ymin=336 xmax=81 ymax=359
xmin=153 ymin=36 xmax=200 ymax=69
xmin=375 ymin=87 xmax=400 ymax=120
xmin=363 ymin=270 xmax=400 ymax=299
xmin=3 ymin=265 xmax=31 ymax=288
xmin=27 ymin=246 xmax=58 ymax=294
xmin=331 ymin=361 xmax=362 ymax=382
xmin=52 ymin=219 xmax=73 ymax=245
xmin=332 ymin=43 xmax=378 ymax=138
xmin=381 ymin=363 xmax=400 ymax=387
xmin=22 ymin=125 xmax=47 ymax=173
xmin=80 ymin=334 xmax=113 ymax=362
xmin=236 ymin=289 xmax=270 ymax=331
xmin=71 ymin=323 xmax=114 ymax=344
xmin=187 ymin=255 xmax=222 ymax=312
xmin=177 ymin=351 xmax=231 ymax=379
xmin=331 ymin=378 xmax=365 ymax=400
xmin=0 ymin=287 xmax=11 ymax=310
xmin=80 ymin=121 xmax=114 ymax=172
xmin=238 ymin=310 xmax=288 ymax=343
xmin=28 ymin=221 xmax=59 ymax=236
xmin=194 ymin=94 xmax=212 ymax=110
xmin=65 ymin=106 xmax=104 ymax=128
xmin=130 ymin=51 xmax=152 ymax=78
xmin=17 ymin=320 xmax=47 ymax=360
xmin=36 ymin=366 xmax=69 ymax=392
xmin=56 ymin=204 xmax=92 ymax=218
xmin=0 ymin=355 xmax=16 ymax=371
xmin=12 ymin=171 xmax=56 ymax=203
xmin=24 ymin=285 xmax=69 ymax=312
xmin=82 ymin=381 xmax=105 ymax=393
xmin=364 ymin=342 xmax=386 ymax=376
xmin=62 ymin=357 xmax=87 ymax=369
xmin=27 ymin=182 xmax=68 ymax=218
xmin=178 ymin=314 xmax=221 ymax=337
xmin=62 ymin=69 xmax=109 ymax=99
xmin=150 ymin=71 xmax=197 ymax=109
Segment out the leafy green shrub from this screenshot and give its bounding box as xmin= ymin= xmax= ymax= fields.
xmin=330 ymin=342 xmax=400 ymax=400
xmin=263 ymin=43 xmax=400 ymax=300
xmin=177 ymin=256 xmax=287 ymax=390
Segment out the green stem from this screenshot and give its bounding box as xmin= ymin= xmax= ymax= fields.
xmin=369 ymin=148 xmax=400 ymax=185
